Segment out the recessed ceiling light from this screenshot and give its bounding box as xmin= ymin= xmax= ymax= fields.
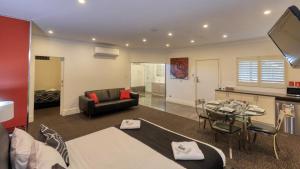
xmin=203 ymin=24 xmax=209 ymax=28
xmin=48 ymin=30 xmax=54 ymax=34
xmin=125 ymin=43 xmax=130 ymax=47
xmin=142 ymin=38 xmax=147 ymax=42
xmin=78 ymin=0 xmax=86 ymax=4
xmin=165 ymin=44 xmax=170 ymax=47
xmin=222 ymin=34 xmax=228 ymax=38
xmin=190 ymin=40 xmax=195 ymax=43
xmin=92 ymin=38 xmax=96 ymax=41
xmin=168 ymin=32 xmax=173 ymax=37
xmin=264 ymin=10 xmax=272 ymax=15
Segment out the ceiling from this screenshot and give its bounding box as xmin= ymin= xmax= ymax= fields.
xmin=0 ymin=0 xmax=299 ymax=49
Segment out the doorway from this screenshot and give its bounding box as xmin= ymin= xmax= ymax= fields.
xmin=33 ymin=56 xmax=64 ymax=118
xmin=130 ymin=63 xmax=166 ymax=110
xmin=195 ymin=59 xmax=220 ymax=101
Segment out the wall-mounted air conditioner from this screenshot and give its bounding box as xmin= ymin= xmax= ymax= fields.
xmin=94 ymin=46 xmax=119 ymax=56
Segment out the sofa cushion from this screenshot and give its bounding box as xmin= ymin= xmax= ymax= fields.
xmin=87 ymin=92 xmax=99 ymax=104
xmin=120 ymin=89 xmax=131 ymax=100
xmin=108 ymin=88 xmax=123 ymax=101
xmin=90 ymin=90 xmax=110 ymax=102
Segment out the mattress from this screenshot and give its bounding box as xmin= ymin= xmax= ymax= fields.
xmin=66 ymin=119 xmax=225 ymax=169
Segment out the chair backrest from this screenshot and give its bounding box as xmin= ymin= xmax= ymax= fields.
xmin=276 ymin=110 xmax=286 ymax=131
xmin=206 ymin=108 xmax=236 ymax=132
xmin=195 ymin=99 xmax=206 ymax=117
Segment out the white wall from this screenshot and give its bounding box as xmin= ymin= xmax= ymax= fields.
xmin=166 ymin=37 xmax=300 ymax=106
xmin=29 ymin=35 xmax=131 ymax=121
xmin=34 ymin=57 xmax=61 ymax=90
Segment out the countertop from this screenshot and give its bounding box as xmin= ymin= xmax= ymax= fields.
xmin=216 ymin=89 xmax=300 ymax=103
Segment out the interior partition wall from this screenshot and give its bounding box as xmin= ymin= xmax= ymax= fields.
xmin=0 ymin=16 xmax=30 ymax=129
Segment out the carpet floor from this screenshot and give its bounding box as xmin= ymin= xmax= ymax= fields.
xmin=29 ymin=105 xmax=300 ymax=169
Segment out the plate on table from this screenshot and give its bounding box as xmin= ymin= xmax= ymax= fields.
xmin=219 ymin=107 xmax=235 ymax=113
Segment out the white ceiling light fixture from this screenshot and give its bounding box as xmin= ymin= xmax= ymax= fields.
xmin=264 ymin=10 xmax=272 ymax=15
xmin=190 ymin=40 xmax=195 ymax=43
xmin=78 ymin=0 xmax=86 ymax=4
xmin=203 ymin=24 xmax=209 ymax=28
xmin=166 ymin=43 xmax=170 ymax=47
xmin=48 ymin=30 xmax=54 ymax=34
xmin=125 ymin=43 xmax=130 ymax=47
xmin=168 ymin=32 xmax=173 ymax=37
xmin=92 ymin=37 xmax=96 ymax=41
xmin=222 ymin=34 xmax=228 ymax=38
xmin=142 ymin=38 xmax=147 ymax=42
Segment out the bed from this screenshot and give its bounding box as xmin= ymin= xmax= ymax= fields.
xmin=34 ymin=89 xmax=60 ymax=109
xmin=0 ymin=119 xmax=226 ymax=169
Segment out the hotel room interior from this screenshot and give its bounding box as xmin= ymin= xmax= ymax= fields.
xmin=1 ymin=0 xmax=300 ymax=169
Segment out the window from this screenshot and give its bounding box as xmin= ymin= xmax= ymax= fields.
xmin=238 ymin=60 xmax=258 ymax=84
xmin=237 ymin=57 xmax=285 ymax=88
xmin=261 ymin=59 xmax=285 ymax=85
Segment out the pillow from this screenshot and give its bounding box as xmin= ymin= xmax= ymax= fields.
xmin=29 ymin=141 xmax=67 ymax=169
xmin=120 ymin=89 xmax=131 ymax=100
xmin=10 ymin=128 xmax=36 ymax=169
xmin=40 ymin=124 xmax=69 ymax=166
xmin=87 ymin=92 xmax=99 ymax=104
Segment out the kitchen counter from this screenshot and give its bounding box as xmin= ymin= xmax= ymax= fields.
xmin=216 ymin=89 xmax=300 ymax=103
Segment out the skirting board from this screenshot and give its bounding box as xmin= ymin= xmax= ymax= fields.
xmin=166 ymin=97 xmax=195 ymax=107
xmin=62 ymin=107 xmax=80 ymax=116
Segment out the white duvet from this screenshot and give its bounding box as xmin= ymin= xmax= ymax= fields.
xmin=66 ymin=119 xmax=226 ymax=169
xmin=66 ymin=127 xmax=185 ymax=169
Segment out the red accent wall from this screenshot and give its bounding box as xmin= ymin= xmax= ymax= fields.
xmin=0 ymin=16 xmax=30 ymax=129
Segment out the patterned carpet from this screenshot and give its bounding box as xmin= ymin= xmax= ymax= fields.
xmin=29 ymin=105 xmax=300 ymax=169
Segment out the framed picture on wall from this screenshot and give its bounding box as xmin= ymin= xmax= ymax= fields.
xmin=170 ymin=57 xmax=189 ymax=80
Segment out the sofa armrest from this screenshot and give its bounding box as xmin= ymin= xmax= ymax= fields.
xmin=79 ymin=96 xmax=95 ymax=117
xmin=130 ymin=92 xmax=139 ymax=100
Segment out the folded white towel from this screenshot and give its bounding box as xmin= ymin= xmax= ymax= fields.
xmin=120 ymin=120 xmax=141 ymax=129
xmin=171 ymin=141 xmax=204 ymax=160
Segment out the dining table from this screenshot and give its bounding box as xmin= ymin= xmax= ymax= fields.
xmin=204 ymin=99 xmax=266 ymax=150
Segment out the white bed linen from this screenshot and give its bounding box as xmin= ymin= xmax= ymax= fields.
xmin=66 ymin=127 xmax=185 ymax=169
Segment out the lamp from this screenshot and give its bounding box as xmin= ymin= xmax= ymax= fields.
xmin=0 ymin=101 xmax=14 ymax=123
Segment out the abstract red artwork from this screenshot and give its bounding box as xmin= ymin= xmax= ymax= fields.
xmin=170 ymin=57 xmax=189 ymax=80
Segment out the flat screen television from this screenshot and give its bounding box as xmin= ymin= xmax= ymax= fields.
xmin=268 ymin=5 xmax=300 ymax=68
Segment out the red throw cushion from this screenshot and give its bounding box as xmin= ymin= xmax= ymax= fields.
xmin=120 ymin=89 xmax=131 ymax=100
xmin=87 ymin=92 xmax=99 ymax=104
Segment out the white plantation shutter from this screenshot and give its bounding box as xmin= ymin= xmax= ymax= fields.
xmin=238 ymin=60 xmax=258 ymax=84
xmin=261 ymin=59 xmax=285 ymax=85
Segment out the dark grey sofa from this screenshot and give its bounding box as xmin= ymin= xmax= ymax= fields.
xmin=79 ymin=88 xmax=139 ymax=117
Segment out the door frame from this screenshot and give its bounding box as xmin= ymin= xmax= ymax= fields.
xmin=29 ymin=55 xmax=65 ymax=122
xmin=130 ymin=62 xmax=167 ymax=98
xmin=195 ymin=59 xmax=220 ymax=102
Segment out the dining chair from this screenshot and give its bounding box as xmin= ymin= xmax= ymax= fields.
xmin=195 ymin=99 xmax=209 ymax=129
xmin=206 ymin=108 xmax=241 ymax=159
xmin=247 ymin=110 xmax=286 ymax=159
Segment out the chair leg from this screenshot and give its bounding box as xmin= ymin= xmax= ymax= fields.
xmin=247 ymin=132 xmax=252 ymax=150
xmin=252 ymin=133 xmax=257 ymax=143
xmin=198 ymin=117 xmax=201 ymax=128
xmin=229 ymin=136 xmax=233 ymax=159
xmin=203 ymin=119 xmax=206 ymax=129
xmin=273 ymin=135 xmax=279 ymax=159
xmin=275 ymin=136 xmax=280 ymax=152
